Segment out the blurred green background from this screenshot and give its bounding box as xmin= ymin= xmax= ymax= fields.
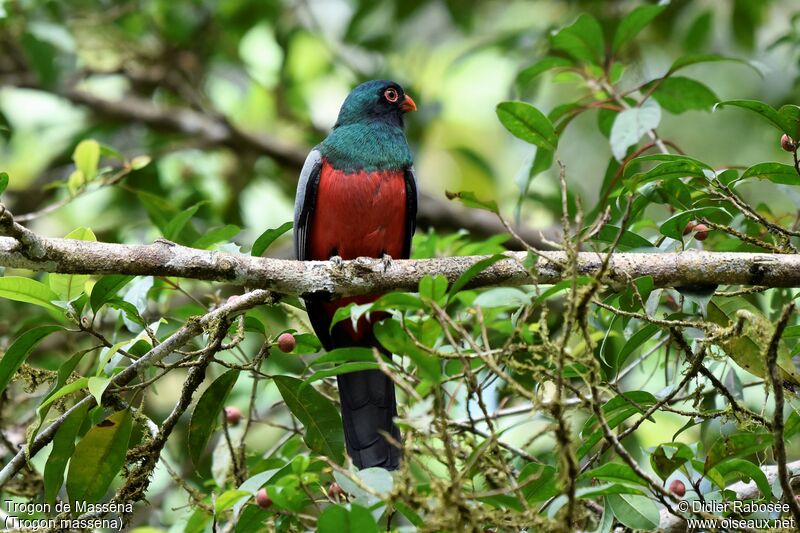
xmin=2 ymin=0 xmax=799 ymax=248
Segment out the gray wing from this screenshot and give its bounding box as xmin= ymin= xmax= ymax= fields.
xmin=293 ymin=149 xmax=324 ymax=261
xmin=402 ymin=165 xmax=418 ymax=258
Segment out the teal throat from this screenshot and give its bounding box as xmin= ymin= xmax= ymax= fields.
xmin=319 ymin=121 xmax=412 ymax=172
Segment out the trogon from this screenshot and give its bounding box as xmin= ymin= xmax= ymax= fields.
xmin=293 ymin=80 xmax=417 ymax=470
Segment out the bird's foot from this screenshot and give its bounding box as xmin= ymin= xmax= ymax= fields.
xmin=155 ymin=237 xmax=177 ymax=247
xmin=381 ymin=253 xmax=393 ymax=272
xmin=329 ymin=255 xmax=344 ymax=268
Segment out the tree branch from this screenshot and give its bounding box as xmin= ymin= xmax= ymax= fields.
xmin=1 ymin=235 xmax=800 ymax=295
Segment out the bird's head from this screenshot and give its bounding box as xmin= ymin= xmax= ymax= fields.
xmin=334 ymin=80 xmax=417 ymax=128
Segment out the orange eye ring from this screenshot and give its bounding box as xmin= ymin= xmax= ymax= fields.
xmin=384 ymin=88 xmax=399 ymax=103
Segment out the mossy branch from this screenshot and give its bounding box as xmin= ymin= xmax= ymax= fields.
xmin=0 ymin=234 xmax=799 ymax=295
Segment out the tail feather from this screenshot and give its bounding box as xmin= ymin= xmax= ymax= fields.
xmin=305 ymin=297 xmax=401 ymax=470
xmin=338 ymin=370 xmax=401 ymax=470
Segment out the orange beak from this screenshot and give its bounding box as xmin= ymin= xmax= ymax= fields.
xmin=400 ymin=94 xmax=417 ymax=112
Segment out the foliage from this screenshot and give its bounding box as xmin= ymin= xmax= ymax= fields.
xmin=1 ymin=1 xmax=800 ymax=532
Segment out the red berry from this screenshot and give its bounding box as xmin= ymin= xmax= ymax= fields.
xmin=670 ymin=479 xmax=686 ymax=497
xmin=224 ymin=406 xmax=241 ymax=425
xmin=277 ymin=333 xmax=296 ymax=353
xmin=693 ymin=224 xmax=709 ymax=241
xmin=683 ymin=221 xmax=697 ymax=236
xmin=781 ymin=134 xmax=797 ymax=152
xmin=328 ymin=482 xmax=344 ymax=499
xmin=256 ymin=488 xmax=272 ymax=508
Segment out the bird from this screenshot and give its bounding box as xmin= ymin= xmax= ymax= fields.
xmin=293 ymin=80 xmax=418 ymax=470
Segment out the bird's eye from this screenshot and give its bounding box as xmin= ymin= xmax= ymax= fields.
xmin=384 ymin=88 xmax=399 ymax=103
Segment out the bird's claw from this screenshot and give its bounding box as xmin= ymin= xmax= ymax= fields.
xmin=329 ymin=255 xmax=344 ymax=268
xmin=381 ymin=254 xmax=393 ymax=272
xmin=155 ymin=237 xmax=177 ymax=247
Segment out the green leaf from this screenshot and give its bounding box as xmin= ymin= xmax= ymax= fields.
xmin=659 ymin=207 xmax=732 ymax=239
xmin=684 ymin=10 xmax=713 ymax=52
xmin=130 ymin=155 xmax=151 ymax=170
xmin=73 ymin=139 xmax=100 ymax=182
xmin=619 ymin=276 xmax=653 ymax=312
xmin=580 ymin=463 xmax=646 ymax=485
xmin=88 ymin=376 xmax=112 ymax=406
xmin=37 ymin=378 xmax=89 ymax=412
xmin=516 ymin=57 xmax=573 ymax=88
xmin=715 ymin=99 xmax=796 ymax=136
xmin=612 ymin=3 xmax=666 ymax=53
xmin=317 ymin=503 xmax=378 ymax=533
xmin=629 ymin=153 xmax=714 ymax=172
xmin=740 ymin=163 xmax=798 ymax=185
xmin=357 ymin=467 xmax=394 ymax=493
xmin=90 ymin=275 xmax=134 ymax=312
xmin=551 ymin=14 xmax=605 ymax=65
xmin=49 ymin=227 xmax=97 ymax=300
xmin=578 ymin=483 xmax=643 ymax=499
xmin=779 ymin=104 xmax=800 ymax=139
xmin=188 ymin=369 xmax=239 ymax=465
xmin=528 ymin=146 xmax=554 ymax=182
xmin=473 ymin=287 xmax=532 ymax=308
xmin=496 ymin=102 xmax=558 ymax=150
xmin=106 ymin=298 xmax=146 ymax=327
xmin=99 ymin=143 xmax=124 ymax=161
xmin=44 ymin=401 xmax=89 ymax=504
xmin=592 ymin=225 xmax=653 ymax=251
xmin=252 ymin=221 xmax=293 ymax=257
xmin=329 ymin=301 xmax=373 ymax=332
xmin=0 ymin=276 xmax=61 ymax=312
xmin=371 ymin=292 xmax=423 ymax=312
xmin=518 ymin=463 xmax=559 ymax=501
xmin=311 ymin=347 xmax=377 ymax=366
xmin=67 ymin=170 xmax=84 ymax=196
xmin=606 ymin=494 xmax=660 ymax=530
xmin=304 ymin=362 xmax=382 ymax=384
xmin=710 ymin=459 xmax=771 ymax=499
xmin=650 ymin=443 xmax=694 ymax=480
xmin=628 ymin=162 xmax=710 ymax=192
xmin=0 ymin=325 xmax=63 ymax=395
xmin=448 ymin=254 xmax=507 ymax=299
xmin=373 ymin=319 xmax=441 ymax=382
xmin=667 ymin=54 xmax=761 ymax=77
xmin=705 ymin=432 xmax=773 ymax=472
xmin=445 ymin=190 xmax=499 ymax=213
xmin=274 ymin=375 xmax=344 ymax=463
xmin=215 ymin=490 xmax=250 ymax=513
xmin=235 ymin=506 xmax=271 ymax=533
xmin=419 ymin=274 xmax=448 ymax=303
xmin=67 ymin=409 xmax=134 ymax=502
xmin=646 ymin=77 xmax=718 ymax=114
xmin=579 ymin=391 xmax=657 ymax=458
xmin=614 ymin=323 xmax=659 ymax=369
xmin=610 ymin=100 xmax=661 ymax=161
xmin=0 ymin=172 xmax=8 ymax=194
xmin=164 ymin=202 xmax=204 ymax=242
xmin=193 ymin=225 xmax=241 ymax=249
xmin=30 ymin=348 xmax=91 ymax=448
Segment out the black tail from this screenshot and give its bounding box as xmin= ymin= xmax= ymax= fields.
xmin=338 ymin=370 xmax=401 ymax=470
xmin=305 ymin=297 xmax=401 ymax=470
